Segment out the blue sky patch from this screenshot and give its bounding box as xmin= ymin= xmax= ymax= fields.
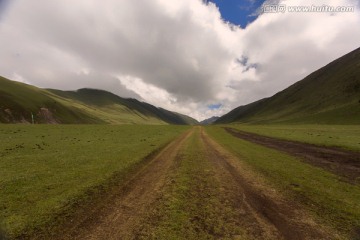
xmin=207 ymin=0 xmax=266 ymax=27
xmin=208 ymin=103 xmax=222 ymax=110
xmin=0 ymin=0 xmax=10 ymax=20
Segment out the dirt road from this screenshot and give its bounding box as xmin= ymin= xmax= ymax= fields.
xmin=57 ymin=127 xmax=335 ymax=239
xmin=59 ymin=129 xmax=194 ymax=240
xmin=225 ymin=127 xmax=360 ymax=183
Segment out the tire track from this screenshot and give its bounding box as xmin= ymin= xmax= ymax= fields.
xmin=59 ymin=129 xmax=194 ymax=240
xmin=55 ymin=127 xmax=337 ymax=239
xmin=225 ymin=127 xmax=360 ymax=183
xmin=201 ymin=128 xmax=337 ymax=240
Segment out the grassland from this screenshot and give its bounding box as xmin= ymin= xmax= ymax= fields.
xmin=0 ymin=124 xmax=188 ymax=238
xmin=206 ymin=126 xmax=360 ymax=238
xmin=2 ymin=125 xmax=357 ymax=239
xmin=228 ymin=124 xmax=360 ymax=152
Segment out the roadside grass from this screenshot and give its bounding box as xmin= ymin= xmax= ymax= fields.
xmin=136 ymin=128 xmax=247 ymax=239
xmin=0 ymin=124 xmax=188 ymax=238
xmin=206 ymin=126 xmax=360 ymax=238
xmin=228 ymin=124 xmax=360 ymax=152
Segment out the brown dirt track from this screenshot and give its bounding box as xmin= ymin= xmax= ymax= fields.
xmin=58 ymin=129 xmax=194 ymax=240
xmin=225 ymin=127 xmax=360 ymax=183
xmin=53 ymin=127 xmax=336 ymax=239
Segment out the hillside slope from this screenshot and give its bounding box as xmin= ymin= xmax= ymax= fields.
xmin=0 ymin=77 xmax=101 ymax=124
xmin=0 ymin=77 xmax=197 ymax=125
xmin=216 ymin=47 xmax=360 ymax=124
xmin=47 ymin=88 xmax=198 ymax=125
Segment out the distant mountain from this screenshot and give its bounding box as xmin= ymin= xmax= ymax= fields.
xmin=0 ymin=77 xmax=198 ymax=125
xmin=216 ymin=47 xmax=360 ymax=125
xmin=200 ymin=116 xmax=220 ymax=125
xmin=47 ymin=88 xmax=198 ymax=125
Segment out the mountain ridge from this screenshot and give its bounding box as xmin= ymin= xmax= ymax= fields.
xmin=0 ymin=77 xmax=198 ymax=125
xmin=200 ymin=116 xmax=220 ymax=125
xmin=216 ymin=47 xmax=360 ymax=124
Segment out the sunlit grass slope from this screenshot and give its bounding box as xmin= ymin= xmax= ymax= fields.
xmin=0 ymin=76 xmax=101 ymax=124
xmin=0 ymin=77 xmax=198 ymax=125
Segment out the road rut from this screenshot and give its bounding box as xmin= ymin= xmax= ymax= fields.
xmin=200 ymin=129 xmax=333 ymax=239
xmin=59 ymin=129 xmax=193 ymax=239
xmin=225 ymin=127 xmax=360 ymax=183
xmin=55 ymin=127 xmax=337 ymax=239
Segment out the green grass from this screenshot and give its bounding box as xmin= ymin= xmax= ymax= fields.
xmin=0 ymin=77 xmax=54 ymax=110
xmin=206 ymin=126 xmax=360 ymax=238
xmin=0 ymin=124 xmax=188 ymax=238
xmin=228 ymin=124 xmax=360 ymax=152
xmin=136 ymin=128 xmax=247 ymax=239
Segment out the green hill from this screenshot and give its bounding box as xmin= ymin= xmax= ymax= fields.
xmin=0 ymin=77 xmax=101 ymax=124
xmin=47 ymin=88 xmax=198 ymax=125
xmin=0 ymin=77 xmax=197 ymax=125
xmin=216 ymin=47 xmax=360 ymax=125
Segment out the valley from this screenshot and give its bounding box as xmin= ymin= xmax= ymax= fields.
xmin=1 ymin=125 xmax=359 ymax=239
xmin=0 ymin=44 xmax=359 ymax=240
xmin=1 ymin=1 xmax=359 ymax=239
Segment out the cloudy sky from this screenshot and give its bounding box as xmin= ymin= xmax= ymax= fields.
xmin=0 ymin=0 xmax=359 ymax=121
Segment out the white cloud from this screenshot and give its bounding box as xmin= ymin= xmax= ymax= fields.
xmin=11 ymin=72 xmax=29 ymax=84
xmin=118 ymin=75 xmax=177 ymax=107
xmin=0 ymin=0 xmax=359 ymax=121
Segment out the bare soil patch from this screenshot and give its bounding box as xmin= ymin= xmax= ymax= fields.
xmin=225 ymin=127 xmax=360 ymax=183
xmin=201 ymin=129 xmax=335 ymax=239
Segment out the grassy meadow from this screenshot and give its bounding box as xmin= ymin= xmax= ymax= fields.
xmin=227 ymin=124 xmax=360 ymax=152
xmin=206 ymin=126 xmax=360 ymax=238
xmin=0 ymin=124 xmax=188 ymax=238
